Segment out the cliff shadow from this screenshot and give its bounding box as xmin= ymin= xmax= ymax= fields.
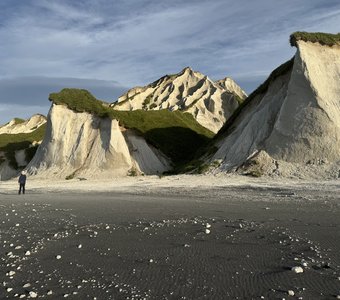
xmin=143 ymin=126 xmax=212 ymax=165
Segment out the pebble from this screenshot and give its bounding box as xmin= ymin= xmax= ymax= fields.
xmin=25 ymin=251 xmax=31 ymax=256
xmin=78 ymin=244 xmax=82 ymax=249
xmin=6 ymin=287 xmax=13 ymax=292
xmin=288 ymin=290 xmax=295 ymax=296
xmin=291 ymin=266 xmax=304 ymax=273
xmin=205 ymin=229 xmax=211 ymax=234
xmin=47 ymin=290 xmax=53 ymax=295
xmin=29 ymin=291 xmax=38 ymax=298
xmin=56 ymin=255 xmax=62 ymax=260
xmin=23 ymin=283 xmax=31 ymax=288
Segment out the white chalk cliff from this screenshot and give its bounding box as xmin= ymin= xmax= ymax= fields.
xmin=0 ymin=114 xmax=46 ymax=134
xmin=111 ymin=67 xmax=246 ymax=133
xmin=209 ymin=40 xmax=340 ymax=178
xmin=26 ymin=104 xmax=170 ymax=179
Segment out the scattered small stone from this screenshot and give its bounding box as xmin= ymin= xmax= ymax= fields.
xmin=8 ymin=271 xmax=16 ymax=276
xmin=288 ymin=290 xmax=295 ymax=296
xmin=6 ymin=287 xmax=13 ymax=292
xmin=291 ymin=266 xmax=304 ymax=273
xmin=205 ymin=229 xmax=211 ymax=234
xmin=25 ymin=251 xmax=31 ymax=256
xmin=78 ymin=244 xmax=82 ymax=249
xmin=56 ymin=255 xmax=61 ymax=260
xmin=47 ymin=290 xmax=53 ymax=295
xmin=206 ymin=223 xmax=211 ymax=228
xmin=29 ymin=291 xmax=38 ymax=298
xmin=149 ymin=259 xmax=154 ymax=263
xmin=23 ymin=283 xmax=31 ymax=288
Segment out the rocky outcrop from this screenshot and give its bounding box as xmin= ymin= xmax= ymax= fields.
xmin=0 ymin=114 xmax=46 ymax=134
xmin=111 ymin=67 xmax=246 ymax=133
xmin=0 ymin=115 xmax=46 ymax=180
xmin=26 ymin=104 xmax=170 ymax=179
xmin=207 ymin=39 xmax=340 ymax=178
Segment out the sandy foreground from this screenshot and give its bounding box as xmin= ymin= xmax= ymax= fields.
xmin=0 ymin=174 xmax=340 ymax=299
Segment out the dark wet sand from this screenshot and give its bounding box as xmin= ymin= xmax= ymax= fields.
xmin=1 ymin=185 xmax=340 ymax=299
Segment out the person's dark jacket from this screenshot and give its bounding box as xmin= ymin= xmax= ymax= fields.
xmin=18 ymin=174 xmax=27 ymax=184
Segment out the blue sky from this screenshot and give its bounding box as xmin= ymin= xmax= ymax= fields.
xmin=1 ymin=0 xmax=340 ymax=125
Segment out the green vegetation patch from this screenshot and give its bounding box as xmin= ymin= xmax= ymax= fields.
xmin=49 ymin=89 xmax=110 ymax=117
xmin=13 ymin=118 xmax=25 ymax=125
xmin=0 ymin=124 xmax=46 ymax=169
xmin=49 ymin=88 xmax=215 ymax=166
xmin=142 ymin=95 xmax=153 ymax=110
xmin=290 ymin=31 xmax=340 ymax=47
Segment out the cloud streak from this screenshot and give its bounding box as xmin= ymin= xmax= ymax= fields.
xmin=0 ymin=0 xmax=340 ymax=124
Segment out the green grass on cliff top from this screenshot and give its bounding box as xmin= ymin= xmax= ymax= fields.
xmin=49 ymin=88 xmax=214 ymax=164
xmin=290 ymin=31 xmax=340 ymax=47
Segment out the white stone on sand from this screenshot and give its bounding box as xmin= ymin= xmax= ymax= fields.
xmin=291 ymin=266 xmax=304 ymax=273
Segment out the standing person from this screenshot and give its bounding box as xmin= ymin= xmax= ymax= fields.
xmin=18 ymin=171 xmax=27 ymax=195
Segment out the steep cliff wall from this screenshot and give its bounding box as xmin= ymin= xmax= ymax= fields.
xmin=209 ymin=39 xmax=340 ymax=178
xmin=26 ymin=104 xmax=170 ymax=179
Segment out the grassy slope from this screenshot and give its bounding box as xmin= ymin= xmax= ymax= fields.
xmin=49 ymin=89 xmax=214 ymax=165
xmin=290 ymin=31 xmax=340 ymax=47
xmin=0 ymin=124 xmax=46 ymax=169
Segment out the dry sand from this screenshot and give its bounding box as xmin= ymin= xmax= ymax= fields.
xmin=0 ymin=174 xmax=340 ymax=299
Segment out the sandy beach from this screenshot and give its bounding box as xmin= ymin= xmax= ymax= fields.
xmin=1 ymin=175 xmax=340 ymax=299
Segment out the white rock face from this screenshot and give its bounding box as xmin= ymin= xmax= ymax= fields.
xmin=215 ymin=77 xmax=247 ymax=99
xmin=0 ymin=160 xmax=18 ymax=181
xmin=26 ymin=104 xmax=170 ymax=178
xmin=0 ymin=114 xmax=46 ymax=134
xmin=111 ymin=67 xmax=246 ymax=133
xmin=211 ymin=41 xmax=340 ymax=177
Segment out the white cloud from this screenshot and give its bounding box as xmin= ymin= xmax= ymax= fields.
xmin=0 ymin=0 xmax=339 ymax=101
